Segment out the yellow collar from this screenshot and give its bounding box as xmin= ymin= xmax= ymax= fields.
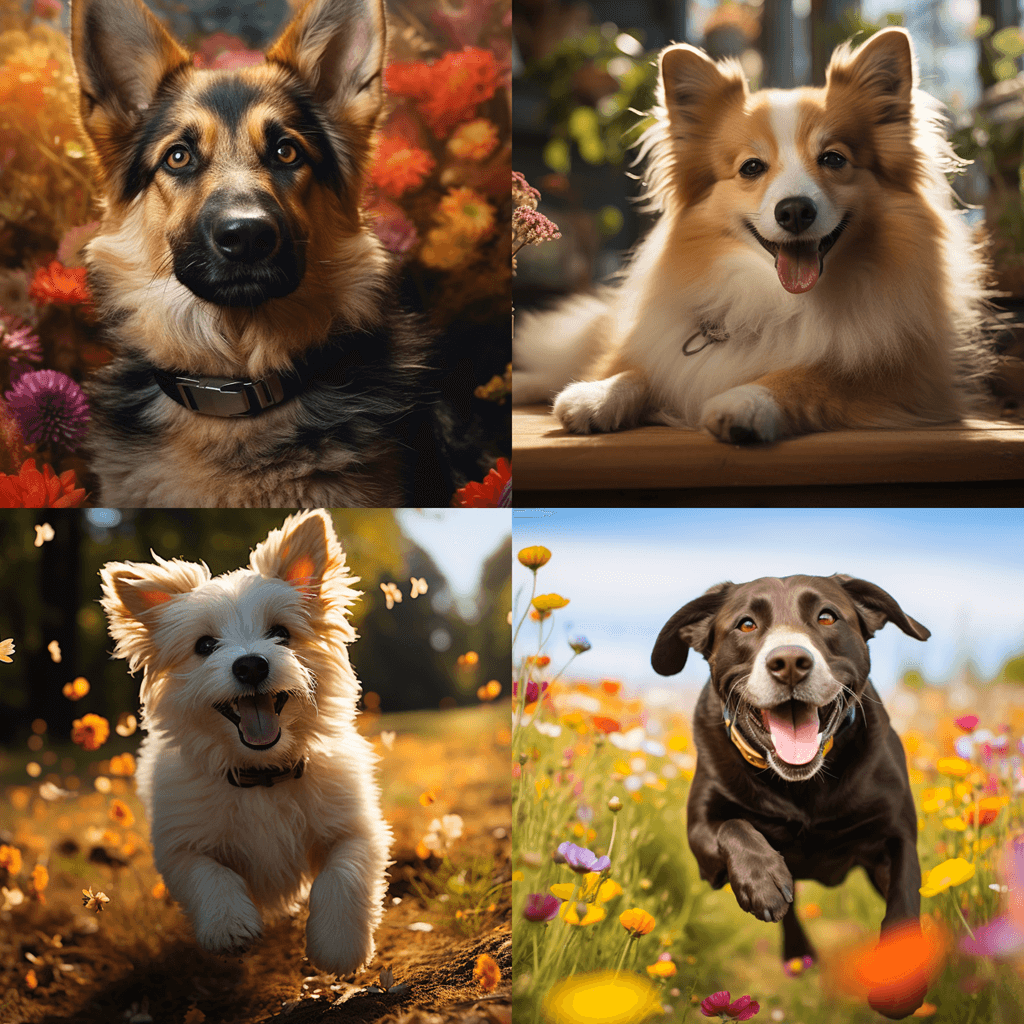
xmin=724 ymin=715 xmax=834 ymax=770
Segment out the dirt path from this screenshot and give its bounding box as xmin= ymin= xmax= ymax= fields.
xmin=0 ymin=706 xmax=511 ymax=1024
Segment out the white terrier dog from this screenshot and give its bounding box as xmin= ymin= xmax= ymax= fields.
xmin=100 ymin=509 xmax=392 ymax=975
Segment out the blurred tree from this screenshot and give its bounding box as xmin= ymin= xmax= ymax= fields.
xmin=979 ymin=0 xmax=1021 ymax=87
xmin=810 ymin=0 xmax=859 ymax=84
xmin=761 ymin=0 xmax=795 ymax=86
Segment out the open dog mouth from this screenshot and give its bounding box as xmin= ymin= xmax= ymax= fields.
xmin=744 ymin=696 xmax=846 ymax=766
xmin=745 ymin=218 xmax=849 ymax=295
xmin=215 ymin=691 xmax=290 ymax=751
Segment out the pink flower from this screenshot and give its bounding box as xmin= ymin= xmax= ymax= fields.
xmin=523 ymin=894 xmax=561 ymax=922
xmin=955 ymin=715 xmax=979 ymax=732
xmin=512 ymin=678 xmax=547 ymax=704
xmin=700 ymin=991 xmax=761 ymax=1021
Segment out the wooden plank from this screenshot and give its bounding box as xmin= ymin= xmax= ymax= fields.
xmin=513 ymin=406 xmax=1024 ymax=490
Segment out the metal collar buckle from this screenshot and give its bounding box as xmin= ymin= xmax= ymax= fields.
xmin=173 ymin=373 xmax=286 ymax=418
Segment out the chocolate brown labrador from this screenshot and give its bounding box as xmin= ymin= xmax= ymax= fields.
xmin=653 ymin=575 xmax=930 ymax=1019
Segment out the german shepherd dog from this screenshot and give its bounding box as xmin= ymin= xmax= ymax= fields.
xmin=71 ymin=0 xmax=462 ymax=506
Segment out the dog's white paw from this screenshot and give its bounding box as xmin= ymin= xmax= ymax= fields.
xmin=305 ymin=873 xmax=375 ymax=976
xmin=553 ymin=375 xmax=643 ymax=434
xmin=193 ymin=894 xmax=264 ymax=955
xmin=700 ymin=384 xmax=783 ymax=444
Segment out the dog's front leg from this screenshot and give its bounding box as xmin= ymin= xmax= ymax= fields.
xmin=689 ymin=812 xmax=794 ymax=923
xmin=159 ymin=850 xmax=263 ymax=954
xmin=879 ymin=833 xmax=923 ymax=934
xmin=553 ymin=369 xmax=648 ymax=434
xmin=306 ymin=833 xmax=386 ymax=976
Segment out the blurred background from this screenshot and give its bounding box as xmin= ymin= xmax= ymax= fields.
xmin=512 ymin=0 xmax=1024 ymax=324
xmin=512 ymin=507 xmax=1024 ymax=730
xmin=0 ymin=508 xmax=511 ymax=747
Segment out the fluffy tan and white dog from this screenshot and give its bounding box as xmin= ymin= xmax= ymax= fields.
xmin=100 ymin=509 xmax=391 ymax=975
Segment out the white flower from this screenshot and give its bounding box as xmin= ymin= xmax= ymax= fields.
xmin=534 ymin=721 xmax=562 ymax=737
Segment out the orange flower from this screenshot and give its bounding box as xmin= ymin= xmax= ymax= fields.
xmin=71 ymin=713 xmax=109 ymax=751
xmin=370 ymin=136 xmax=436 ymax=197
xmin=30 ymin=863 xmax=48 ymax=895
xmin=447 ymin=118 xmax=499 ymax=161
xmin=593 ymin=716 xmax=621 ymax=735
xmin=619 ymin=907 xmax=656 ymax=936
xmin=109 ymin=799 xmax=134 ymax=828
xmin=472 ymin=953 xmax=501 ymax=992
xmin=0 ymin=459 xmax=86 ymax=508
xmin=518 ymin=546 xmax=551 ymax=570
xmin=25 ymin=968 xmax=37 ymax=990
xmin=0 ymin=844 xmax=22 ymax=875
xmin=601 ymin=680 xmax=622 ymax=695
xmin=962 ymin=797 xmax=1001 ymax=828
xmin=108 ymin=752 xmax=136 ymax=776
xmin=29 ymin=260 xmax=92 ymax=307
xmin=438 ymin=187 xmax=496 ymax=242
xmin=802 ymin=902 xmax=822 ymax=919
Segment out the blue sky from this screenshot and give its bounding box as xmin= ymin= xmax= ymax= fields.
xmin=512 ymin=509 xmax=1024 ymax=700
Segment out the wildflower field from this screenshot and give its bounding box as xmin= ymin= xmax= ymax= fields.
xmin=0 ymin=701 xmax=511 ymax=1023
xmin=512 ymin=545 xmax=1024 ymax=1024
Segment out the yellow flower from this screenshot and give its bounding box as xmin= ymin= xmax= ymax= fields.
xmin=62 ymin=676 xmax=89 ymax=700
xmin=0 ymin=845 xmax=23 ymax=875
xmin=559 ymin=902 xmax=607 ymax=926
xmin=109 ymin=753 xmax=136 ymax=776
xmin=942 ymin=817 xmax=967 ymax=832
xmin=518 ymin=545 xmax=551 ymax=571
xmin=438 ymin=187 xmax=495 ymax=241
xmin=81 ymin=886 xmax=110 ymax=912
xmin=419 ymin=227 xmax=474 ymax=270
xmin=447 ymin=118 xmax=499 ymax=161
xmin=551 ymin=873 xmax=622 ymax=903
xmin=512 ymin=870 xmax=524 ymax=882
xmin=619 ymin=907 xmax=656 ymax=936
xmin=0 ymin=638 xmax=14 ymax=663
xmin=919 ymin=857 xmax=975 ymax=897
xmin=645 ymin=960 xmax=676 ymax=978
xmin=151 ymin=881 xmax=167 ymax=900
xmin=472 ymin=953 xmax=500 ymax=992
xmin=30 ymin=864 xmax=47 ymax=894
xmin=920 ymin=798 xmax=941 ymax=814
xmin=532 ymin=594 xmax=570 ymax=612
xmin=543 ymin=971 xmax=662 ymax=1024
xmin=936 ymin=757 xmax=972 ymax=778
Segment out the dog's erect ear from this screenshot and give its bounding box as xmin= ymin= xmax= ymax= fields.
xmin=267 ymin=0 xmax=386 ymax=128
xmin=100 ymin=557 xmax=210 ymax=620
xmin=251 ymin=509 xmax=346 ymax=599
xmin=651 ymin=582 xmax=734 ymax=676
xmin=660 ymin=44 xmax=746 ymax=129
xmin=825 ymin=27 xmax=916 ymax=123
xmin=70 ymin=0 xmax=189 ymax=138
xmin=833 ymin=575 xmax=930 ymax=641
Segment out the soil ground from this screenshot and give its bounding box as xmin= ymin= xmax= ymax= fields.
xmin=0 ymin=704 xmax=511 ymax=1024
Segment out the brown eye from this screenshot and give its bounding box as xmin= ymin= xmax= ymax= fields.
xmin=818 ymin=610 xmax=837 ymax=625
xmin=164 ymin=146 xmax=191 ymax=170
xmin=738 ymin=617 xmax=757 ymax=633
xmin=275 ymin=141 xmax=299 ymax=165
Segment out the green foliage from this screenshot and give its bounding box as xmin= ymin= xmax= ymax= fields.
xmin=522 ymin=24 xmax=657 ymax=176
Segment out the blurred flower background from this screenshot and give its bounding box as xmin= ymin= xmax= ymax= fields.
xmin=0 ymin=0 xmax=511 ymax=505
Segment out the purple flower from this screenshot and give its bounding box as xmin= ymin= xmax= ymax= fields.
xmin=700 ymin=991 xmax=761 ymax=1021
xmin=0 ymin=308 xmax=42 ymax=377
xmin=523 ymin=894 xmax=561 ymax=922
xmin=960 ymin=914 xmax=1024 ymax=958
xmin=5 ymin=369 xmax=89 ymax=449
xmin=556 ymin=842 xmax=610 ymax=874
xmin=371 ymin=204 xmax=418 ymax=254
xmin=569 ymin=635 xmax=592 ymax=654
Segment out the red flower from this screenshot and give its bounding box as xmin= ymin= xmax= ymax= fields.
xmin=0 ymin=459 xmax=86 ymax=507
xmin=370 ymin=136 xmax=436 ymax=197
xmin=955 ymin=715 xmax=979 ymax=732
xmin=700 ymin=990 xmax=760 ymax=1021
xmin=455 ymin=457 xmax=509 ymax=507
xmin=29 ymin=261 xmax=92 ymax=307
xmin=386 ymin=48 xmax=503 ymax=137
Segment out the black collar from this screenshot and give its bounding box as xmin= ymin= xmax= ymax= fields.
xmin=226 ymin=758 xmax=306 ymax=788
xmin=153 ymin=338 xmax=351 ymax=418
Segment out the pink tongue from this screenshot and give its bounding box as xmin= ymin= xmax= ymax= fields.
xmin=237 ymin=694 xmax=280 ymax=746
xmin=763 ymin=703 xmax=820 ymax=765
xmin=776 ymin=243 xmax=820 ymax=294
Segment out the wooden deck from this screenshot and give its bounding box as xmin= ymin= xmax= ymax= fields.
xmin=513 ymin=405 xmax=1024 ymax=505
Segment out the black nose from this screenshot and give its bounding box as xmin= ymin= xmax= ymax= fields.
xmin=765 ymin=645 xmax=814 ymax=686
xmin=211 ymin=216 xmax=280 ymax=263
xmin=774 ymin=197 xmax=817 ymax=235
xmin=232 ymin=654 xmax=269 ymax=687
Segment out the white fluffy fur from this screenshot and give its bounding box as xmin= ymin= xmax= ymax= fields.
xmin=100 ymin=510 xmax=391 ymax=974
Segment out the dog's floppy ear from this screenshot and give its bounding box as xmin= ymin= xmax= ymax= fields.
xmin=833 ymin=575 xmax=930 ymax=641
xmin=250 ymin=509 xmax=348 ymax=600
xmin=651 ymin=582 xmax=733 ymax=676
xmin=71 ymin=0 xmax=189 ymax=141
xmin=267 ymin=0 xmax=386 ymax=129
